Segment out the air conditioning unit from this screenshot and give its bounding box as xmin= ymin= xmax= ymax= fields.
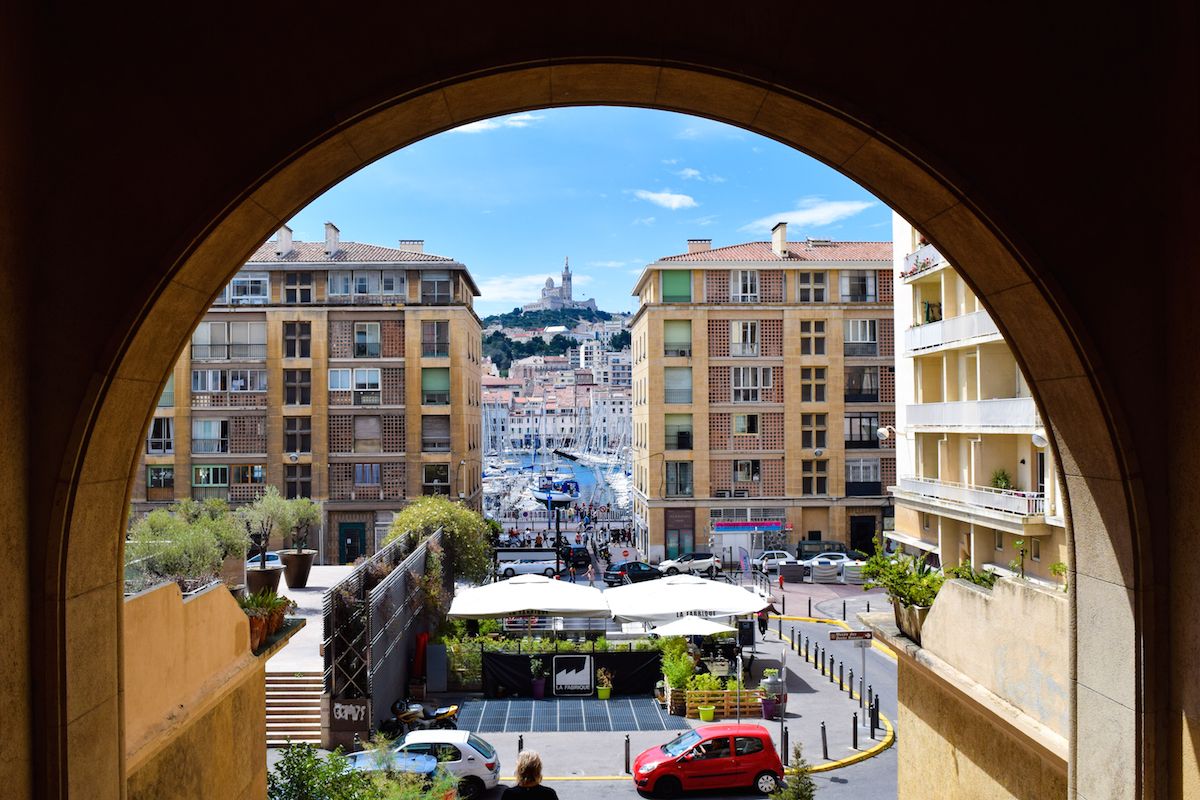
xmin=714 ymin=490 xmax=731 ymax=498
xmin=733 ymin=489 xmax=750 ymax=498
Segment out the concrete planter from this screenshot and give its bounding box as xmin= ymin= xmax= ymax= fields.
xmin=894 ymin=602 xmax=931 ymax=645
xmin=281 ymin=550 xmax=316 ymax=589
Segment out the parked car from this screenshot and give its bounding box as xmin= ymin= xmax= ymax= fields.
xmin=633 ymin=723 xmax=785 ymax=796
xmin=561 ymin=543 xmax=593 ymax=568
xmin=245 ymin=551 xmax=281 ymax=568
xmin=603 ymin=560 xmax=664 ymax=586
xmin=344 ymin=748 xmax=439 ymax=781
xmin=798 ymin=551 xmax=867 ymax=576
xmin=658 ymin=552 xmax=719 ymax=576
xmin=497 ymin=559 xmax=561 ymax=579
xmin=395 ymin=730 xmax=500 ymax=799
xmin=795 ymin=540 xmax=856 ymax=560
xmin=751 ymin=550 xmax=797 ymax=571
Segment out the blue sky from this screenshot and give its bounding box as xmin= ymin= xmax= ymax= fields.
xmin=286 ymin=107 xmax=890 ymax=316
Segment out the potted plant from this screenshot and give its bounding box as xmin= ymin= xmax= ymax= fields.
xmin=596 ymin=667 xmax=613 ymax=700
xmin=238 ymin=487 xmax=290 ymax=595
xmin=281 ymin=497 xmax=321 ymax=589
xmin=530 ymin=658 xmax=547 ymax=700
xmin=238 ymin=591 xmax=268 ymax=651
xmin=861 ymin=538 xmax=944 ymax=645
xmin=759 ymin=668 xmax=783 ymax=720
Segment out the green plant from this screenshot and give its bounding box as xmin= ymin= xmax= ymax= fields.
xmin=687 ymin=672 xmax=724 ymax=692
xmin=477 ymin=618 xmax=501 ymax=636
xmin=267 ymin=742 xmax=378 ymax=800
xmin=860 ymin=538 xmax=944 ymax=607
xmin=530 ymin=657 xmax=546 ymax=679
xmin=1009 ymin=539 xmax=1027 ymax=579
xmin=596 ymin=667 xmax=614 ymax=689
xmin=990 ymin=468 xmax=1014 ymax=490
xmin=288 ymin=497 xmax=322 ymax=551
xmin=238 ymin=486 xmax=293 ymax=570
xmin=127 ymin=508 xmax=222 ymax=588
xmin=594 ymin=636 xmax=609 ymax=652
xmin=1049 ymin=560 xmax=1069 ymax=592
xmin=769 ymin=743 xmax=816 ymax=800
xmin=383 ymin=495 xmax=492 ymax=583
xmin=944 ymin=561 xmax=999 ymax=589
xmin=762 ymin=668 xmax=779 ymax=678
xmin=663 ymin=652 xmax=695 ymax=690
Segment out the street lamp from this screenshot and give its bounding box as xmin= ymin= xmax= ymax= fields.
xmin=876 ymin=425 xmax=900 ymax=440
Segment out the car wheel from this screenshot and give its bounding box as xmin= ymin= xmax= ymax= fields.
xmin=754 ymin=771 xmax=780 ymax=794
xmin=503 ymin=567 xmax=516 ymax=578
xmin=665 ymin=567 xmax=679 ymax=575
xmin=654 ymin=776 xmax=682 ymax=798
xmin=458 ymin=776 xmax=486 ymax=799
xmin=544 ymin=568 xmax=556 ymax=577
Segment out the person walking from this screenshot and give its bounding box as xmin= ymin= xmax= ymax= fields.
xmin=757 ymin=608 xmax=769 ymax=637
xmin=568 ymin=563 xmax=577 ymax=583
xmin=502 ymin=751 xmax=558 ymax=799
xmin=585 ymin=563 xmax=595 ymax=587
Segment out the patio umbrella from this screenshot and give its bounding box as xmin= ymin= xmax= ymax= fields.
xmin=650 ymin=615 xmax=737 ymax=636
xmin=605 ymin=574 xmax=769 ymax=623
xmin=447 ymin=573 xmax=609 ymax=619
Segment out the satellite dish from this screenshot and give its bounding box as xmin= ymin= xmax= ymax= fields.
xmin=1031 ymin=432 xmax=1049 ymax=448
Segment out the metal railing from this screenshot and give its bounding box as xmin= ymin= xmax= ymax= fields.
xmin=327 ymin=293 xmax=406 ymax=305
xmin=191 ymin=437 xmax=228 ymax=454
xmin=844 ymin=392 xmax=879 ymax=403
xmin=905 ymin=397 xmax=1039 ymax=429
xmin=420 ymin=291 xmax=453 ymax=305
xmin=897 ymin=475 xmax=1045 ymax=516
xmin=663 ymin=345 xmax=692 ymax=357
xmin=354 ymin=343 xmax=382 ymax=358
xmin=191 ymin=344 xmax=228 ymax=360
xmin=422 ymin=437 xmax=452 ymax=452
xmin=844 ymin=342 xmax=878 ymax=356
xmin=902 ymin=243 xmax=947 ymax=276
xmin=664 ymin=389 xmax=692 ymax=404
xmin=422 ymin=390 xmax=450 ymax=405
xmin=729 ymin=342 xmax=759 ymax=357
xmin=904 ymin=309 xmax=1000 ymax=353
xmin=665 ymin=426 xmax=693 ymax=450
xmin=191 ymin=392 xmax=268 ymax=408
xmin=423 ymin=484 xmax=451 ymax=496
xmin=229 ymin=344 xmax=267 ymax=359
xmin=353 ymin=390 xmax=381 ymax=405
xmin=422 ymin=342 xmax=450 ymax=357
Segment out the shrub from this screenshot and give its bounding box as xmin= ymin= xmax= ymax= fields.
xmin=127 ymin=509 xmax=221 ymax=587
xmin=686 ymin=672 xmax=724 ymax=692
xmin=663 ymin=652 xmax=695 ymax=690
xmin=861 ymin=537 xmax=944 ymax=607
xmin=944 ymin=561 xmax=999 ymax=589
xmin=384 ymin=495 xmax=491 ymax=583
xmin=769 ymin=743 xmax=816 ymax=800
xmin=267 ymin=742 xmax=377 ymax=800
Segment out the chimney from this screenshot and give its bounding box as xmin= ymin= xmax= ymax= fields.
xmin=398 ymin=239 xmax=424 ymax=254
xmin=771 ymin=222 xmax=788 ymax=257
xmin=687 ymin=239 xmax=712 ymax=253
xmin=275 ymin=224 xmax=293 ymax=257
xmin=324 ymin=222 xmax=340 ymax=257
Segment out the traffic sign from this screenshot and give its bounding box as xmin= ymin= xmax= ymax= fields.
xmin=829 ymin=630 xmax=873 ymax=641
xmin=622 ymin=549 xmax=629 ymax=558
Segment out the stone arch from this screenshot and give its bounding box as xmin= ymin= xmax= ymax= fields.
xmin=57 ymin=63 xmax=1150 ymax=798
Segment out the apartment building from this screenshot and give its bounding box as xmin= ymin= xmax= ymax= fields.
xmin=132 ymin=223 xmax=483 ymax=563
xmin=888 ymin=216 xmax=1067 ymax=582
xmin=630 ymin=223 xmax=894 ymax=561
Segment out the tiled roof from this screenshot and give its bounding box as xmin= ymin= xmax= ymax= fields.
xmin=248 ymin=240 xmax=457 ymax=264
xmin=658 ymin=240 xmax=890 ymax=263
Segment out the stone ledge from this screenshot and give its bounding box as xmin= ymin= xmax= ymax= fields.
xmin=859 ymin=611 xmax=1068 ymax=773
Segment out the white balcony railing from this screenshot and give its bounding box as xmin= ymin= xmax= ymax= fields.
xmin=897 ymin=475 xmax=1045 ymax=517
xmin=905 ymin=397 xmax=1039 ymax=430
xmin=901 ymin=243 xmax=948 ymax=278
xmin=904 ymin=310 xmax=1000 ymax=353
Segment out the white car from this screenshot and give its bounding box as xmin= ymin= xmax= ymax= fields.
xmin=752 ymin=550 xmax=797 ymax=571
xmin=395 ymin=730 xmax=500 ymax=798
xmin=658 ymin=552 xmax=719 ymax=576
xmin=497 ymin=559 xmax=560 ymax=578
xmin=799 ymin=551 xmax=857 ymax=575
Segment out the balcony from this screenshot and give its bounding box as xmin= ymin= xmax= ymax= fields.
xmin=844 ymin=342 xmax=879 ymax=357
xmin=845 ymin=391 xmax=879 ymax=403
xmin=191 ymin=486 xmax=228 ymax=501
xmin=191 ymin=392 xmax=268 ymax=409
xmin=422 ymin=342 xmax=450 ymax=357
xmin=664 ymin=345 xmax=692 ymax=357
xmin=191 ymin=437 xmax=228 ymax=454
xmin=420 ymin=290 xmax=452 ymax=305
xmin=904 ymin=310 xmax=1000 ymax=353
xmin=191 ymin=344 xmax=228 ymax=360
xmin=353 ymin=390 xmax=381 ymax=405
xmin=664 ymin=388 xmax=692 ymax=404
xmin=665 ymin=426 xmax=693 ymax=450
xmin=327 ymin=293 xmax=405 ymax=305
xmin=895 ymin=475 xmax=1045 ymax=520
xmin=354 ymin=342 xmax=381 ymax=358
xmin=422 ymin=390 xmax=450 ymax=405
xmin=845 ymin=438 xmax=879 ymax=450
xmin=423 ymin=483 xmax=451 ymax=496
xmin=228 ymin=344 xmax=267 ymax=359
xmin=905 ymin=397 xmax=1039 ymax=430
xmin=422 ymin=436 xmax=452 ymax=453
xmin=846 ymin=481 xmax=883 ymax=497
xmin=900 ymin=243 xmax=948 ymax=279
xmin=729 ymin=342 xmax=759 ymax=357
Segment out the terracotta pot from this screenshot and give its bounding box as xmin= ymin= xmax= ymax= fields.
xmin=267 ymin=608 xmax=284 ymax=636
xmin=281 ymin=549 xmax=316 ymax=589
xmin=245 ymin=565 xmax=283 ymax=595
xmin=248 ymin=615 xmax=266 ymax=651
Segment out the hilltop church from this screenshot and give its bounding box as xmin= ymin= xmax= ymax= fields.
xmin=522 ymin=258 xmax=597 ymax=312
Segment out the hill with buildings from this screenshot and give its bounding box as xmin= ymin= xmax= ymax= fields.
xmin=482 ymin=306 xmax=613 ymax=330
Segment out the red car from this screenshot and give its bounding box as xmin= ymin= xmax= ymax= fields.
xmin=633 ymin=723 xmax=784 ymax=796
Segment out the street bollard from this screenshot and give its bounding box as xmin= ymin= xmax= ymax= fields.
xmin=868 ymin=684 xmax=873 ymax=709
xmin=819 ymin=647 xmax=825 ymax=674
xmin=842 ymin=600 xmax=846 ymax=621
xmin=518 ymin=734 xmax=524 ymax=755
xmin=803 ymin=636 xmax=808 ymax=659
xmin=782 ymin=594 xmax=786 ymax=615
xmin=859 ymin=678 xmax=864 ymax=709
xmin=624 ymin=734 xmax=630 ymax=774
xmin=821 ymin=721 xmax=829 ymax=760
xmin=829 ymin=654 xmax=835 ymax=683
xmin=848 ymin=668 xmax=854 ymax=698
xmin=808 ymin=597 xmax=812 ymax=617
xmin=778 ymin=618 xmax=782 ymax=638
xmin=838 ymin=661 xmax=843 ymax=690
xmin=791 ymin=627 xmax=796 ymax=651
xmin=866 ymin=601 xmax=870 ymax=613
xmin=853 ymin=714 xmax=859 ymax=749
xmin=782 ymin=726 xmax=789 ymax=765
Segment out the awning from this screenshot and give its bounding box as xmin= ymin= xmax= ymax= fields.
xmin=605 ymin=574 xmax=768 ymax=623
xmin=448 ymin=574 xmax=608 ymax=619
xmin=884 ymin=529 xmax=940 ymax=553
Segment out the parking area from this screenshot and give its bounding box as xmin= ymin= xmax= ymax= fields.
xmin=457 ymin=696 xmax=687 ymax=733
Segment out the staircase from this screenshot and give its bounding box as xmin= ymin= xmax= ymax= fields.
xmin=266 ymin=671 xmax=323 ymax=747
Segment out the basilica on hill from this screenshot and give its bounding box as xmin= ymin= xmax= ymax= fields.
xmin=522 ymin=258 xmax=597 ymax=312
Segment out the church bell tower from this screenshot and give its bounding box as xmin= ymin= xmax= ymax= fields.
xmin=561 ymin=257 xmax=572 ymax=301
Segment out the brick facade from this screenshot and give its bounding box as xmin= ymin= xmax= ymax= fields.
xmin=329 ymin=320 xmax=353 ymax=359
xmin=760 ymin=270 xmax=784 ymax=303
xmin=329 ymin=389 xmax=352 ymax=407
xmin=709 ymin=411 xmax=785 ymax=450
xmin=710 ymin=457 xmax=785 ymax=496
xmin=708 ymin=319 xmax=730 ymax=357
xmin=879 ymin=318 xmax=894 ymax=357
xmin=329 ymin=415 xmax=353 ymax=453
xmin=382 ymin=367 xmax=405 ymax=405
xmin=763 ymin=368 xmax=784 ymax=403
xmin=880 ymin=411 xmax=896 ymax=449
xmin=880 ymin=365 xmax=896 ymax=403
xmin=705 ymin=270 xmax=730 ymax=303
xmin=881 ymin=456 xmax=897 ymax=488
xmin=879 ymin=268 xmax=893 ymax=304
xmin=329 ymin=463 xmax=353 ymax=500
xmin=761 ymin=319 xmax=783 ymax=357
xmin=229 ymin=416 xmax=266 ymax=453
xmin=381 ymin=319 xmax=404 ymax=358
xmin=709 ymin=366 xmax=731 ymax=403
xmin=382 ymin=462 xmax=406 ymax=499
xmin=383 ymin=415 xmax=406 ymax=452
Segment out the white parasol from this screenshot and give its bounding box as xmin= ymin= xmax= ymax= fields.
xmin=650 ymin=615 xmax=738 ymax=636
xmin=605 ymin=574 xmax=769 ymax=623
xmin=447 ymin=573 xmax=609 ymax=619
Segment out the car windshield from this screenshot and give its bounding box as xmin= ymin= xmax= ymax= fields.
xmin=468 ymin=734 xmax=495 ymax=758
xmin=663 ymin=730 xmax=702 ymax=756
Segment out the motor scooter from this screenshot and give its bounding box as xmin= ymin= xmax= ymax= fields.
xmin=389 ymin=698 xmax=460 ymax=734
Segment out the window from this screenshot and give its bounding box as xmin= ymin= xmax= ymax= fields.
xmin=421 ymin=367 xmax=451 ymax=404
xmin=421 ymin=270 xmax=452 ymax=304
xmin=733 ymin=459 xmax=761 ymax=483
xmin=422 ymin=320 xmax=450 ymax=357
xmin=191 ymin=369 xmax=226 ymax=393
xmin=422 ymin=415 xmax=451 ymax=452
xmin=191 ymin=321 xmax=228 ymax=359
xmin=845 ymin=366 xmax=879 ymax=402
xmin=802 ymin=460 xmax=828 ymax=495
xmin=353 ymin=368 xmax=381 ymax=405
xmin=661 ymin=270 xmax=692 ymax=303
xmin=285 ymin=465 xmax=311 ymax=499
xmin=734 ymin=737 xmax=765 ymax=756
xmin=665 ymin=413 xmax=693 ymax=450
xmin=353 ymin=270 xmax=380 ymax=296
xmin=800 ymin=320 xmax=825 ymax=355
xmin=845 ymin=412 xmax=880 ymax=448
xmin=147 ymin=418 xmax=173 ymax=454
xmin=228 ymin=369 xmax=267 ymax=392
xmin=1031 ymin=538 xmax=1041 ymax=561
xmin=381 ymin=271 xmax=406 ymax=296
xmin=228 ymin=272 xmax=270 ymax=304
xmin=733 ymin=413 xmax=759 ymax=435
xmin=798 ymin=271 xmax=826 ymax=302
xmin=994 ymin=530 xmax=1004 ymax=551
xmin=844 ymin=320 xmax=878 ymax=356
xmin=730 ymin=321 xmax=759 ymax=357
xmin=846 ymin=458 xmax=881 ymax=482
xmin=354 ymin=463 xmax=381 ymax=486
xmin=158 ymin=375 xmax=175 ymax=407
xmin=147 ymin=466 xmax=174 ymax=489
xmin=840 ymin=270 xmax=877 ymax=302
xmin=801 ymin=413 xmax=827 ymax=449
xmin=354 ymin=322 xmax=381 ymax=358
xmin=285 ymin=416 xmax=311 ymax=453
xmin=231 ymin=464 xmax=265 ymax=485
xmin=229 ymin=321 xmax=267 ymax=358
xmin=353 ymin=415 xmax=382 ymax=453
xmin=284 ymin=369 xmax=311 ymax=405
xmin=284 ymin=272 xmax=313 ymax=303
xmin=800 ymin=367 xmax=826 ymax=403
xmin=328 ymin=368 xmax=352 ymax=391
xmin=663 ymin=320 xmax=691 ymax=357
xmin=731 ymin=270 xmax=759 ymax=302
xmin=191 ymin=418 xmax=228 ymax=453
xmin=732 ymin=366 xmax=771 ymax=403
xmin=665 ymin=461 xmax=693 ymax=497
xmin=664 ymin=367 xmax=692 ymax=404
xmin=423 ymin=463 xmax=450 ymax=495
xmin=284 ymin=322 xmax=311 ymax=358
xmin=328 ymin=271 xmax=352 ymax=296
xmin=192 ymin=465 xmax=228 ymax=487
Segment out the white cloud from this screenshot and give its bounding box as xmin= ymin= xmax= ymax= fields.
xmin=690 ymin=214 xmax=719 ymax=227
xmin=739 ymin=197 xmax=876 ymax=233
xmin=676 ymin=127 xmax=702 ymax=140
xmin=661 ymin=158 xmax=679 ymax=165
xmin=451 ymin=113 xmax=546 ymax=134
xmin=634 ymin=189 xmax=698 ymax=210
xmin=633 ymin=216 xmax=656 ymax=226
xmin=677 ymin=167 xmax=702 ymax=180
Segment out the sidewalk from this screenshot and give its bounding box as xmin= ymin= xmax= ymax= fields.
xmin=267 ymin=565 xmax=352 ymax=673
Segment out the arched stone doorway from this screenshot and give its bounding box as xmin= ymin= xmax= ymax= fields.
xmin=50 ymin=64 xmax=1151 ymax=799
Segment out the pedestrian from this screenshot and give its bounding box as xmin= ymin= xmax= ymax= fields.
xmin=586 ymin=563 xmax=595 ymax=587
xmin=535 ymin=534 xmax=543 ymax=548
xmin=569 ymin=564 xmax=576 ymax=583
xmin=502 ymin=751 xmax=558 ymax=799
xmin=757 ymin=609 xmax=769 ymax=637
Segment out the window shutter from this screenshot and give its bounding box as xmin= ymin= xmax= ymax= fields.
xmin=421 ymin=367 xmax=451 ymax=391
xmin=661 ymin=270 xmax=692 ymax=302
xmin=663 ymin=320 xmax=692 ymax=345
